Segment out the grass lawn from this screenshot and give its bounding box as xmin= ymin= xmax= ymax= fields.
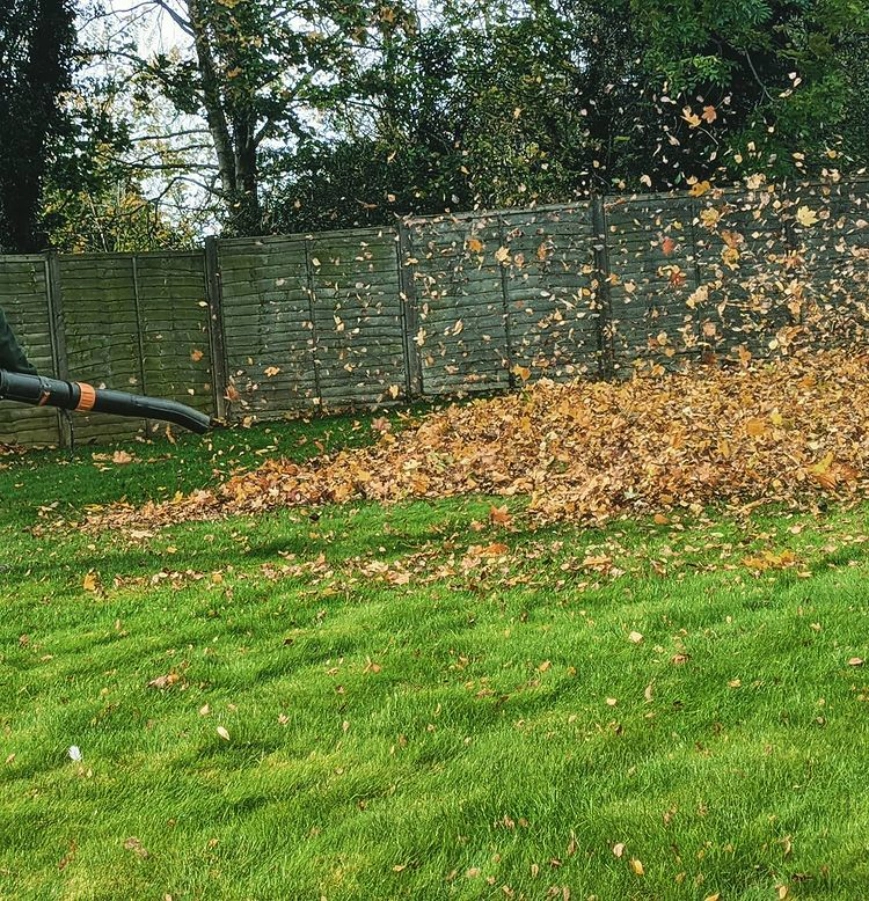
xmin=1 ymin=414 xmax=868 ymax=900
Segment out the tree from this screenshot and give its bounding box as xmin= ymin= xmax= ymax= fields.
xmin=630 ymin=0 xmax=869 ymax=183
xmin=85 ymin=0 xmax=382 ymax=236
xmin=0 ymin=0 xmax=75 ymax=252
xmin=270 ymin=0 xmax=869 ymax=230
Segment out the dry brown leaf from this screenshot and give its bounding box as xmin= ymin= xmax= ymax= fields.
xmin=123 ymin=837 xmax=149 ymax=859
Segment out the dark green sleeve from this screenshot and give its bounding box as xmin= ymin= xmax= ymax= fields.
xmin=0 ymin=307 xmax=38 ymax=375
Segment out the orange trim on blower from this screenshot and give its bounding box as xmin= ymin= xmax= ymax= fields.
xmin=75 ymin=382 xmax=97 ymax=412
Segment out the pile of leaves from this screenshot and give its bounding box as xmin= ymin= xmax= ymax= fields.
xmin=89 ymin=351 xmax=869 ymax=532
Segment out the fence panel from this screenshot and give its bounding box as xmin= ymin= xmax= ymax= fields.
xmin=604 ymin=194 xmax=703 ymax=373
xmin=135 ymin=252 xmax=213 ymax=421
xmin=219 ymin=235 xmax=323 ymax=415
xmin=500 ymin=204 xmax=600 ymax=381
xmin=309 ymin=228 xmax=406 ymax=406
xmin=58 ymin=255 xmax=145 ymax=442
xmin=692 ymin=185 xmax=793 ymax=358
xmin=785 ymin=178 xmax=869 ymax=347
xmin=406 ymin=213 xmax=511 ymax=396
xmin=0 ymin=255 xmax=59 ymax=446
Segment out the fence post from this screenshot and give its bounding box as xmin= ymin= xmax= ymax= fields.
xmin=396 ymin=220 xmax=423 ymax=399
xmin=44 ymin=250 xmax=70 ymax=447
xmin=497 ymin=217 xmax=517 ymax=390
xmin=591 ymin=195 xmax=616 ymax=378
xmin=204 ymin=237 xmax=229 ymax=420
xmin=129 ymin=256 xmax=149 ymax=394
xmin=303 ymin=238 xmax=323 ymax=407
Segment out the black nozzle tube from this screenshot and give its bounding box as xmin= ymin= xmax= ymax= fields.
xmin=0 ymin=369 xmax=213 ymax=434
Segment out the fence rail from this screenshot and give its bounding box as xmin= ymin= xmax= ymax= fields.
xmin=1 ymin=177 xmax=867 ymax=447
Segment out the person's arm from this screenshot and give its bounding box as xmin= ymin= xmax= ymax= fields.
xmin=0 ymin=307 xmax=38 ymax=375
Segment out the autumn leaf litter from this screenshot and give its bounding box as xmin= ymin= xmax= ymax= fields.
xmin=86 ymin=351 xmax=869 ymax=533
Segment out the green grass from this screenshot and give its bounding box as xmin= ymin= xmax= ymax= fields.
xmin=1 ymin=414 xmax=869 ymax=900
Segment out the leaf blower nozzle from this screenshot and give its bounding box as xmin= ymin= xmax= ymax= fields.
xmin=0 ymin=369 xmax=213 ymax=434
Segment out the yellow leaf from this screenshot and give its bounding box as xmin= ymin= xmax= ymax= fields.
xmin=466 ymin=237 xmax=484 ymax=254
xmin=700 ymin=207 xmax=720 ymax=227
xmin=721 ymin=246 xmax=740 ymax=268
xmin=682 ymin=107 xmax=701 ymax=128
xmin=83 ymin=571 xmax=99 ymax=592
xmin=264 ymin=366 xmax=281 ymax=378
xmin=216 ymin=726 xmax=230 ymax=741
xmin=796 ymin=206 xmax=819 ymax=227
xmin=630 ymin=857 xmax=645 ymax=876
xmin=811 ymin=451 xmax=835 ymax=474
xmin=190 ymin=349 xmax=204 ymax=362
xmin=495 ymin=246 xmax=511 ymax=264
xmin=512 ymin=364 xmax=531 ymax=382
xmin=701 ymin=105 xmax=717 ymax=123
xmin=689 ymin=180 xmax=711 ymax=197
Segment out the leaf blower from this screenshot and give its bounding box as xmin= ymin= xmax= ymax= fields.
xmin=0 ymin=369 xmax=213 ymax=434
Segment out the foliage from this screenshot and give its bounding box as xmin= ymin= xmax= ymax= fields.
xmin=44 ymin=175 xmax=200 ymax=253
xmin=269 ymin=0 xmax=869 ymax=228
xmin=631 ymin=0 xmax=869 ymax=183
xmin=59 ymin=0 xmax=869 ymax=239
xmin=0 ymin=0 xmax=75 ymax=252
xmin=119 ymin=0 xmax=382 ymax=236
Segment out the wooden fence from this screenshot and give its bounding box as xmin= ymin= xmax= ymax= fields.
xmin=2 ymin=176 xmax=867 ymax=447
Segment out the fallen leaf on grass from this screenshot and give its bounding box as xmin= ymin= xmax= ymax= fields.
xmin=216 ymin=726 xmax=230 ymax=741
xmin=82 ymin=571 xmax=99 ymax=592
xmin=147 ymin=673 xmax=180 ymax=690
xmin=489 ymin=505 xmax=512 ymax=526
xmin=848 ymin=657 xmax=864 ymax=667
xmin=123 ymin=837 xmax=149 ymax=859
